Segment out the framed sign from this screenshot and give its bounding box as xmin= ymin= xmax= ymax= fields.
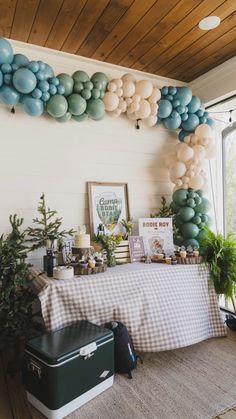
xmin=128 ymin=236 xmax=145 ymax=263
xmin=139 ymin=218 xmax=174 ymax=256
xmin=88 ymin=182 xmax=130 ymax=235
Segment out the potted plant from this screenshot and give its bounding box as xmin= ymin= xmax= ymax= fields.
xmin=0 ymin=215 xmax=42 ymax=371
xmin=121 ymin=218 xmax=133 ymax=239
xmin=200 ymin=228 xmax=236 ymax=311
xmin=93 ymin=234 xmax=123 ymax=267
xmin=26 ymin=193 xmax=75 ymax=270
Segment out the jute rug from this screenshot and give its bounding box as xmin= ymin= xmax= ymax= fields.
xmin=31 ymin=330 xmax=236 ymax=419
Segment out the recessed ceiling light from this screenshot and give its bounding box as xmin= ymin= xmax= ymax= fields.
xmin=198 ymin=16 xmax=221 ymax=30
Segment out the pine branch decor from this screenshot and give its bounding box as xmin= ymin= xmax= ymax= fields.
xmin=151 ymin=196 xmax=173 ymax=218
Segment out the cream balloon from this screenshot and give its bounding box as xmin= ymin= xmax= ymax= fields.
xmin=199 ymin=136 xmax=209 ymax=146
xmin=107 ymin=82 xmax=117 ymax=92
xmin=113 ymin=78 xmax=123 ymax=88
xmin=132 ymin=94 xmax=141 ymax=103
xmin=108 ymin=108 xmax=122 ymax=117
xmin=189 ymin=134 xmax=198 ymax=145
xmin=184 ymin=135 xmax=191 ymax=144
xmin=177 ymin=144 xmax=194 ymax=162
xmin=103 ymin=92 xmax=119 ymax=111
xmin=192 ymin=144 xmax=206 ymax=159
xmin=122 ymin=73 xmax=136 ymax=83
xmin=122 ymin=81 xmax=135 ymax=97
xmin=151 ymin=87 xmax=161 ymax=101
xmin=127 ymin=109 xmax=138 ymax=120
xmin=116 ymin=88 xmax=123 ymax=97
xmin=150 ymin=103 xmax=158 ymax=114
xmin=136 ymin=99 xmax=151 ymax=119
xmin=189 ymin=174 xmax=204 ymax=189
xmin=143 ymin=115 xmax=157 ymax=127
xmin=135 ymin=80 xmax=153 ymax=99
xmin=195 ymin=124 xmax=213 ymax=139
xmin=175 ymin=179 xmax=183 ymax=187
xmin=125 ymin=98 xmax=133 ymax=106
xmin=182 ymin=176 xmax=190 ymax=183
xmin=130 ymin=102 xmax=140 ymax=112
xmin=170 ymin=162 xmax=186 ymax=178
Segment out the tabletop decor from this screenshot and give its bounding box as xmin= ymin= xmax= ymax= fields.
xmin=121 ymin=218 xmax=133 ymax=239
xmin=93 ymin=233 xmax=123 ymax=267
xmin=139 ymin=217 xmax=174 ymax=257
xmin=88 ymin=182 xmax=130 ymax=236
xmin=128 ymin=236 xmax=145 ymax=263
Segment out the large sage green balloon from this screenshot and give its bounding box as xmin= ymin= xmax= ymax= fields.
xmin=181 ymin=222 xmax=199 ymax=239
xmin=183 ymin=238 xmax=199 ymax=248
xmin=86 ymin=98 xmax=105 ymax=120
xmin=55 ymin=112 xmax=71 ymax=123
xmin=73 ymin=113 xmax=88 ymax=122
xmin=46 ymin=94 xmax=68 ymax=118
xmin=91 ymin=72 xmax=108 ymax=90
xmin=73 ymin=70 xmax=90 ymax=83
xmin=178 ymin=206 xmax=195 ymax=222
xmin=67 ymin=93 xmax=86 ymax=116
xmin=172 ymin=189 xmax=188 ymax=207
xmin=192 ymin=215 xmax=201 ymax=225
xmin=195 ymin=197 xmax=211 ymax=214
xmin=174 ymin=235 xmax=184 ymax=246
xmin=57 ymin=73 xmax=74 ymax=97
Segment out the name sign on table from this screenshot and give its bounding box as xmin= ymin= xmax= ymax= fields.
xmin=128 ymin=236 xmax=145 ymax=262
xmin=139 ymin=218 xmax=174 ymax=256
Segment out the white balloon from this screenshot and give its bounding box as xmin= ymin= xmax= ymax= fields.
xmin=107 ymin=82 xmax=117 ymax=92
xmin=150 ymin=103 xmax=158 ymax=114
xmin=136 ymin=99 xmax=151 ymax=119
xmin=182 ymin=176 xmax=190 ymax=183
xmin=175 ymin=179 xmax=183 ymax=186
xmin=103 ymin=92 xmax=119 ymax=111
xmin=116 ymin=88 xmax=123 ymax=97
xmin=189 ymin=134 xmax=198 ymax=145
xmin=195 ymin=124 xmax=213 ymax=139
xmin=170 ymin=162 xmax=186 ymax=178
xmin=189 ymin=174 xmax=204 ymax=189
xmin=108 ymin=108 xmax=122 ymax=117
xmin=177 ymin=144 xmax=194 ymax=162
xmin=136 ymin=80 xmax=153 ymax=99
xmin=184 ymin=135 xmax=191 ymax=144
xmin=118 ymin=98 xmax=127 ymax=112
xmin=127 ymin=109 xmax=138 ymax=120
xmin=182 ymin=183 xmax=189 ymax=189
xmin=122 ymin=73 xmax=136 ymax=83
xmin=125 ymin=98 xmax=133 ymax=106
xmin=113 ymin=78 xmax=123 ymax=88
xmin=186 ymin=169 xmax=194 ymax=177
xmin=132 ymin=94 xmax=141 ymax=103
xmin=192 ymin=144 xmax=206 ymax=159
xmin=130 ymin=102 xmax=140 ymax=112
xmin=122 ymin=81 xmax=135 ymax=97
xmin=199 ymin=136 xmax=209 ymax=146
xmin=151 ymin=87 xmax=161 ymax=101
xmin=143 ymin=115 xmax=157 ymax=127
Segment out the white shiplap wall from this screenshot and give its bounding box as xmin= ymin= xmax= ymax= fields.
xmin=0 ymin=40 xmax=183 ymax=266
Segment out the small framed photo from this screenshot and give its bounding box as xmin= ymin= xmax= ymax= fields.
xmin=87 ymin=182 xmax=130 ymax=236
xmin=128 ymin=236 xmax=145 ymax=263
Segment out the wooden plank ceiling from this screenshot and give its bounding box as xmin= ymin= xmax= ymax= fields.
xmin=1 ymin=0 xmax=236 ymax=82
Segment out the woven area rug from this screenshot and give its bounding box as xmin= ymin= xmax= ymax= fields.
xmin=31 ymin=330 xmax=236 ymax=419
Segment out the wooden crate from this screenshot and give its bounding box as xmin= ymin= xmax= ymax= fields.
xmin=114 ymin=240 xmax=130 ymax=264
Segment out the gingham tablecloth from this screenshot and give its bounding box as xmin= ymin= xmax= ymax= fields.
xmin=32 ymin=263 xmax=226 ymax=352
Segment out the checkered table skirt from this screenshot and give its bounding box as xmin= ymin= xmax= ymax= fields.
xmin=32 ymin=263 xmax=226 ymax=352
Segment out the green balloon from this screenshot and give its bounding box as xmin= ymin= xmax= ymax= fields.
xmin=84 ymin=81 xmax=93 ymax=90
xmin=91 ymin=72 xmax=108 ymax=90
xmin=55 ymin=112 xmax=71 ymax=123
xmin=86 ymin=98 xmax=105 ymax=120
xmin=73 ymin=70 xmax=90 ymax=83
xmin=194 ymin=195 xmax=202 ymax=206
xmin=196 ymin=189 xmax=203 ymax=197
xmin=201 ymin=214 xmax=208 ymax=223
xmin=178 ymin=206 xmax=195 ymax=222
xmin=188 ymin=191 xmax=195 ymax=199
xmin=81 ymin=88 xmax=91 ymax=100
xmin=183 ymin=238 xmax=199 ymax=249
xmin=57 ymin=73 xmax=74 ymax=96
xmin=67 ymin=93 xmax=86 ymax=116
xmin=99 ymin=90 xmax=105 ymax=98
xmin=73 ymin=81 xmax=83 ymax=93
xmin=174 ymin=235 xmax=184 ymax=246
xmin=172 ymin=189 xmax=188 ymax=207
xmin=206 ymin=215 xmax=212 ymax=226
xmin=46 ymin=94 xmax=68 ymax=118
xmin=181 ymin=222 xmax=199 ymax=239
xmin=192 ymin=215 xmax=201 ymax=225
xmin=186 ymin=198 xmax=196 ymax=208
xmin=93 ymin=81 xmax=103 ymax=90
xmin=91 ymin=88 xmax=100 ymax=99
xmin=170 ymin=201 xmax=179 ymax=213
xmin=195 ymin=197 xmax=211 ymax=213
xmin=73 ymin=113 xmax=88 ymax=122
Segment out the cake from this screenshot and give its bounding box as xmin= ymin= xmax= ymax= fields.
xmin=74 ymin=234 xmax=90 ymax=248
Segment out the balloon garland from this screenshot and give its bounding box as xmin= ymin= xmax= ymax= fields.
xmin=0 ymin=38 xmax=217 ymax=248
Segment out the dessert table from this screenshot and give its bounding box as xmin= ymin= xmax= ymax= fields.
xmin=32 ymin=263 xmax=226 ymax=352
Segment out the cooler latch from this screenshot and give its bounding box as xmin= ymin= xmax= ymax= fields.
xmin=28 ymin=359 xmax=42 ymax=379
xmin=80 ymin=342 xmax=97 ymax=360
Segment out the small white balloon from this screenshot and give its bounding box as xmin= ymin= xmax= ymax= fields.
xmin=130 ymin=102 xmax=140 ymax=112
xmin=199 ymin=136 xmax=209 ymax=146
xmin=192 ymin=144 xmax=206 ymax=160
xmin=143 ymin=115 xmax=157 ymax=127
xmin=136 ymin=99 xmax=151 ymax=119
xmin=150 ymin=103 xmax=158 ymax=114
xmin=177 ymin=143 xmax=194 ymax=162
xmin=182 ymin=176 xmax=190 ymax=183
xmin=116 ymin=88 xmax=123 ymax=97
xmin=122 ymin=81 xmax=135 ymax=97
xmin=189 ymin=174 xmax=204 ymax=189
xmin=103 ymin=92 xmax=119 ymax=111
xmin=136 ymin=80 xmax=153 ymax=99
xmin=113 ymin=78 xmax=123 ymax=88
xmin=170 ymin=162 xmax=186 ymax=178
xmin=132 ymin=94 xmax=141 ymax=103
xmin=125 ymin=98 xmax=133 ymax=106
xmin=107 ymin=82 xmax=117 ymax=92
xmin=182 ymin=183 xmax=189 ymax=189
xmin=184 ymin=135 xmax=191 ymax=144
xmin=195 ymin=123 xmax=213 ymax=139
xmin=127 ymin=109 xmax=138 ymax=120
xmin=108 ymin=108 xmax=122 ymax=117
xmin=122 ymin=73 xmax=136 ymax=83
xmin=150 ymin=87 xmax=161 ymax=102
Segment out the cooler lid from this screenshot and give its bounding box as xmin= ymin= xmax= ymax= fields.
xmin=25 ymin=321 xmax=113 ymax=365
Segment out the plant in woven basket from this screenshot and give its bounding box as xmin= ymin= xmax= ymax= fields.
xmin=199 ymin=228 xmax=236 ymax=310
xmin=93 ymin=234 xmax=123 ymax=267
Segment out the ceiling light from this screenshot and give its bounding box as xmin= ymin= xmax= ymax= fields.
xmin=198 ymin=16 xmax=221 ymax=30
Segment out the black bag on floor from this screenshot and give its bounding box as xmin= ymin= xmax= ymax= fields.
xmin=225 ymin=314 xmax=236 ymax=331
xmin=105 ymin=321 xmax=138 ymax=379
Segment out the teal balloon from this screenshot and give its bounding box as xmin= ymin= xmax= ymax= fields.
xmin=1 ymin=63 xmax=12 ymax=73
xmin=57 ymin=85 xmax=65 ymax=95
xmin=199 ymin=116 xmax=207 ymax=124
xmin=23 ymin=97 xmax=44 ymax=116
xmin=32 ymin=88 xmax=42 ymax=99
xmin=56 ymin=112 xmax=71 ymax=123
xmin=3 ymin=73 xmax=11 ymax=85
xmin=170 ymin=201 xmax=179 ymax=213
xmin=172 ymin=189 xmax=188 ymax=206
xmin=73 ymin=113 xmax=88 ymax=122
xmin=41 ymin=92 xmax=50 ymax=102
xmin=183 ymin=239 xmax=199 ymax=248
xmin=13 ymin=68 xmax=37 ymax=93
xmin=93 ymin=81 xmax=103 ymax=90
xmin=0 ymin=70 xmax=3 ymax=87
xmin=168 ymin=86 xmax=177 ymax=95
xmin=81 ymin=88 xmax=91 ymax=100
xmin=181 ymin=114 xmax=199 ymax=132
xmin=73 ymin=82 xmax=84 ymax=93
xmin=99 ymin=90 xmax=105 ymax=98
xmin=174 ymin=86 xmax=192 ymax=106
xmin=206 ymin=118 xmax=215 ymax=128
xmin=186 ymin=198 xmax=196 ymax=208
xmin=201 ymin=214 xmax=208 ymax=223
xmin=86 ymin=98 xmax=105 ymax=120
xmin=161 ymin=86 xmax=168 ymax=96
xmin=46 ymin=94 xmax=68 ymax=118
xmin=197 ymin=109 xmax=204 ymax=117
xmin=173 ymin=99 xmax=180 ymax=108
xmin=164 ymin=113 xmax=181 ymax=129
xmin=165 ymin=94 xmax=173 ymax=101
xmin=0 ymin=38 xmax=13 ymax=64
xmin=181 ymin=222 xmax=199 ymax=239
xmin=178 ymin=129 xmax=188 ymax=141
xmin=158 ymin=99 xmax=172 ymax=118
xmin=44 ymin=64 xmax=54 ymax=79
xmin=57 ymin=73 xmax=74 ymax=96
xmin=67 ymin=93 xmax=86 ymax=116
xmin=0 ymin=85 xmax=20 ymax=105
xmin=178 ymin=206 xmax=195 ymax=222
xmin=27 ymin=61 xmax=39 ymax=73
xmin=38 ymin=61 xmax=46 ymax=71
xmin=49 ymin=84 xmax=57 ymax=95
xmin=50 ymin=77 xmax=59 ymax=86
xmin=91 ymin=88 xmax=100 ymax=99
xmin=73 ymin=70 xmax=90 ymax=83
xmin=181 ymin=113 xmax=188 ymax=121
xmin=174 ymin=235 xmax=184 ymax=246
xmin=176 ymin=105 xmax=185 ymax=114
xmin=188 ymin=191 xmax=195 ymax=199
xmin=91 ymin=72 xmax=108 ymax=90
xmin=187 ymin=96 xmax=201 ymax=113
xmin=13 ymin=53 xmax=29 ymax=68
xmin=195 ymin=197 xmax=211 ymax=213
xmin=192 ymin=215 xmax=201 ymax=225
xmin=36 ymin=70 xmax=45 ymax=81
xmin=38 ymin=80 xmax=49 ymax=92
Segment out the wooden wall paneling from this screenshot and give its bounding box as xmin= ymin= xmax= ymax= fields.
xmin=91 ymin=0 xmax=156 ymax=61
xmin=61 ymin=0 xmax=110 ymax=54
xmin=77 ymin=0 xmax=134 ymax=58
xmin=102 ymin=0 xmax=180 ymax=66
xmin=45 ymin=0 xmax=87 ymax=50
xmin=152 ymin=2 xmax=236 ymax=77
xmin=119 ymin=0 xmax=201 ymax=69
xmin=134 ymin=0 xmax=224 ymax=73
xmin=27 ymin=0 xmax=64 ymax=46
xmin=0 ymin=0 xmax=17 ymax=38
xmin=10 ymin=0 xmax=40 ymax=42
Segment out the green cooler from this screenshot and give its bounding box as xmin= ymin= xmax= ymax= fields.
xmin=22 ymin=321 xmax=114 ymax=419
